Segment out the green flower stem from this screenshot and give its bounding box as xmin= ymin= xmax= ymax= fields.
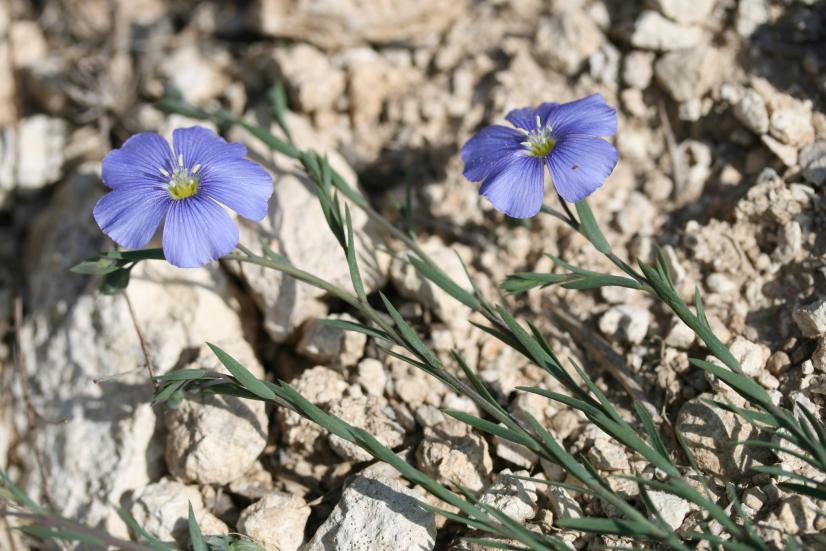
xmin=543 ymin=201 xmax=826 ymax=474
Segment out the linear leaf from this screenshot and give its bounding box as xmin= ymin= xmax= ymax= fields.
xmin=344 ymin=205 xmax=366 ymax=301
xmin=408 ymin=255 xmax=481 ymax=311
xmin=207 ymin=343 xmax=275 ymax=400
xmin=575 ymin=199 xmax=611 ymax=254
xmin=188 ymin=503 xmax=207 ymax=551
xmin=316 ymin=318 xmax=390 ymax=341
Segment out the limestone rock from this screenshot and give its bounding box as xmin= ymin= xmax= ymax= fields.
xmin=279 ymin=366 xmax=349 ymax=453
xmin=164 ymin=345 xmax=268 ymax=485
xmin=736 ymin=0 xmax=771 ymax=36
xmin=238 ymin=492 xmax=311 ymax=551
xmin=16 ymin=167 xmax=249 ymax=537
xmin=728 ymin=336 xmax=770 ymax=377
xmin=546 ymin=486 xmax=582 ymax=520
xmin=535 ymin=10 xmax=604 ymax=75
xmin=229 ymin=113 xmax=387 ymax=342
xmin=417 ymin=425 xmax=492 ymax=492
xmin=327 ymin=395 xmax=405 ymax=462
xmin=479 ymin=470 xmax=538 ymax=524
xmin=647 ymin=490 xmax=692 ymax=530
xmin=652 ymin=0 xmax=715 ymax=24
xmin=274 ymin=44 xmax=345 ymax=113
xmin=494 ymin=430 xmax=538 ymax=469
xmin=257 ymin=0 xmax=468 ymax=50
xmin=799 ymin=141 xmax=826 ymax=187
xmin=654 ymin=47 xmax=719 ymax=102
xmin=599 ymin=305 xmax=650 ymax=344
xmin=630 ymin=11 xmax=704 ymax=51
xmin=0 ymin=24 xmax=15 ymax=125
xmin=769 ymin=105 xmax=815 ymax=147
xmin=302 ymin=475 xmax=436 ymax=550
xmin=734 ymin=89 xmax=770 ymax=134
xmin=159 ymin=43 xmax=230 ymax=105
xmin=129 ymin=479 xmax=229 ymax=543
xmin=297 ymin=313 xmax=367 ymax=368
xmin=623 ymin=51 xmax=655 ymax=89
xmin=761 ymin=134 xmax=798 ymax=167
xmin=16 ymin=115 xmax=66 ymax=190
xmin=340 ymin=48 xmax=418 ymax=128
xmin=356 ymin=358 xmax=387 ymax=397
xmin=676 ymin=394 xmax=760 ymax=480
xmin=793 ymin=299 xmax=826 ymax=338
xmin=584 ymin=426 xmax=630 ymax=473
xmin=390 ymin=236 xmax=472 ymax=325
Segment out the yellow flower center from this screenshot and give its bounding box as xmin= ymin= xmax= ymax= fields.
xmin=164 ymin=156 xmax=201 ymax=200
xmin=520 ymin=115 xmax=556 ymax=157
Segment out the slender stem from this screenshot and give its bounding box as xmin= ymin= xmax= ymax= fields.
xmin=555 ymin=192 xmax=578 ymax=228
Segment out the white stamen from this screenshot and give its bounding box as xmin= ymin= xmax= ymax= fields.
xmin=191 ymin=163 xmax=202 ymax=174
xmin=177 ymin=153 xmax=184 ymax=167
xmin=535 ymin=115 xmax=541 ymax=129
xmin=159 ymin=167 xmax=170 ymax=177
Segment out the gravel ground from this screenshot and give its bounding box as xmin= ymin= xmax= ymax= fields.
xmin=1 ymin=0 xmax=825 ymax=549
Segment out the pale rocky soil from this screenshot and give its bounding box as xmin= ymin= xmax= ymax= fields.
xmin=1 ymin=0 xmax=825 ymax=549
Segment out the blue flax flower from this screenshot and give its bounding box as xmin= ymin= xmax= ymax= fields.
xmin=94 ymin=126 xmax=273 ymax=268
xmin=461 ymin=94 xmax=618 ymax=218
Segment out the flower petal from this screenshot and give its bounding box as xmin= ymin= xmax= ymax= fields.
xmin=162 ymin=196 xmax=239 ymax=268
xmin=93 ymin=186 xmax=170 ymax=249
xmin=172 ymin=126 xmax=246 ymax=170
xmin=479 ymin=155 xmax=545 ymax=218
xmin=461 ymin=125 xmax=524 ymax=182
xmin=505 ymin=107 xmax=536 ymax=131
xmin=506 ymin=103 xmax=562 ymax=132
xmin=546 ymin=137 xmax=618 ymax=203
xmin=547 ymin=94 xmax=617 ymax=138
xmin=199 ymin=159 xmax=273 ymax=221
xmin=534 ymin=102 xmax=561 ymax=127
xmin=101 ymin=133 xmax=174 ymax=190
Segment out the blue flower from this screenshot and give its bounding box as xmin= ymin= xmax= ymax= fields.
xmin=93 ymin=126 xmax=273 ymax=268
xmin=461 ymin=94 xmax=618 ymax=218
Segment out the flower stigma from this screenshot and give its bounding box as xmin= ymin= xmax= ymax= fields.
xmin=521 ymin=114 xmax=556 ymax=158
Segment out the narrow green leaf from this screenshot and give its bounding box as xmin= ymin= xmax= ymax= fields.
xmin=207 ymin=343 xmax=275 ymax=400
xmin=70 ymin=257 xmax=121 ymax=275
xmin=575 ymin=199 xmax=611 ymax=254
xmin=152 ymin=380 xmax=186 ymax=404
xmin=452 ymin=351 xmax=503 ymax=413
xmin=459 ymin=538 xmax=533 ymax=550
xmin=693 ymin=287 xmax=710 ymax=329
xmin=557 ymin=517 xmax=659 ymax=537
xmin=501 ymin=273 xmax=575 ymax=294
xmin=268 ymin=83 xmax=292 ymax=142
xmin=417 ymin=502 xmax=492 ymax=532
xmin=562 ymin=274 xmax=642 ymax=291
xmin=316 ymin=318 xmax=390 ymax=341
xmin=778 ymin=482 xmax=826 ymax=501
xmin=444 ymin=410 xmax=541 ymax=455
xmin=689 ymin=358 xmax=773 ymax=409
xmin=100 ymin=268 xmax=131 ymax=295
xmin=19 ymin=526 xmax=106 ymax=547
xmin=379 ymin=293 xmax=441 ymax=368
xmin=101 ymin=248 xmax=166 ymax=262
xmin=408 ymin=255 xmax=481 ymax=311
xmin=117 ymin=507 xmax=175 ymax=550
xmin=633 ymin=400 xmax=670 ymax=461
xmin=0 ymin=468 xmax=44 ymax=513
xmin=188 ymin=503 xmax=207 ymax=551
xmin=235 ymin=118 xmax=299 ymax=158
xmin=344 ymin=205 xmax=366 ymax=301
xmin=152 ymin=369 xmax=209 ymax=382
